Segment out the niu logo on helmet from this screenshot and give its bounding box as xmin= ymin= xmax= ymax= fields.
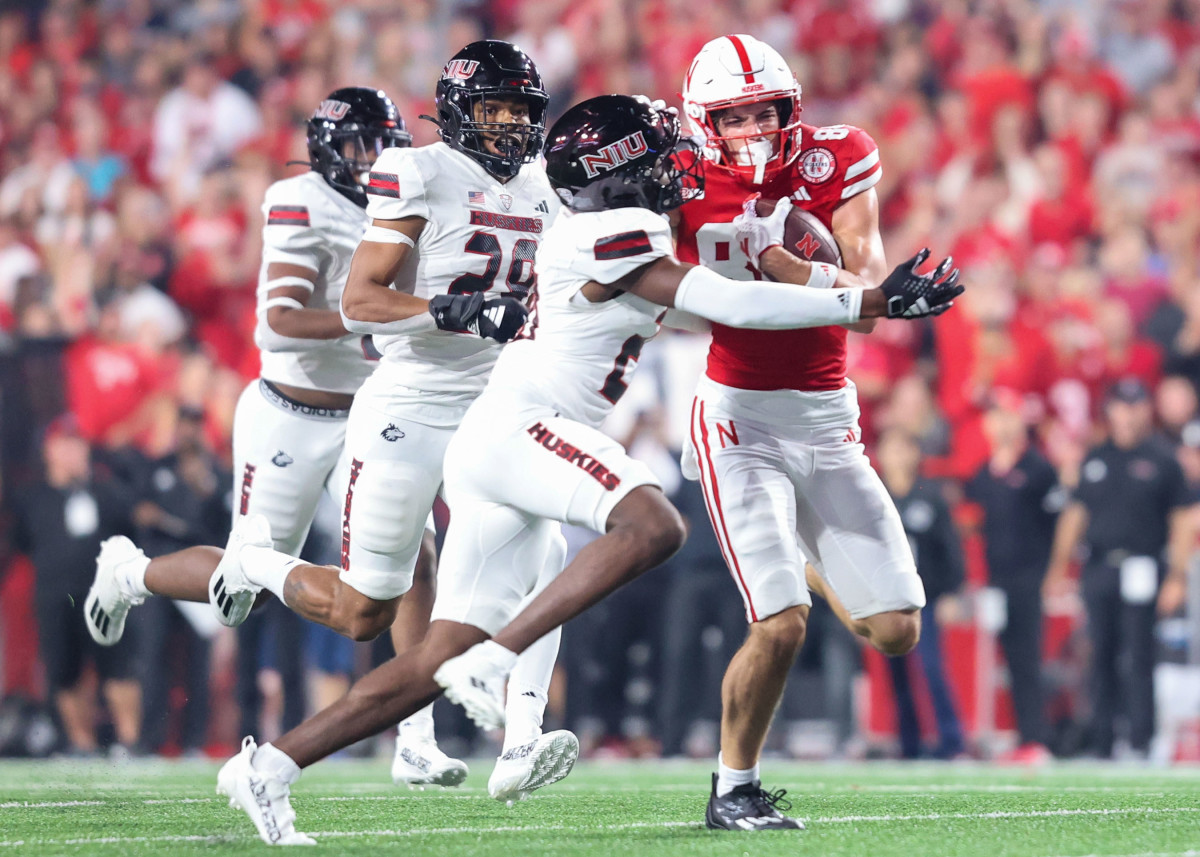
xmin=443 ymin=59 xmax=479 ymax=79
xmin=313 ymin=99 xmax=351 ymax=121
xmin=580 ymin=131 xmax=648 ymax=178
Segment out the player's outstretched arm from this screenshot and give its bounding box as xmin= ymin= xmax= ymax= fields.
xmin=737 ymin=191 xmax=888 ymax=333
xmin=620 ymin=250 xmax=960 ymax=329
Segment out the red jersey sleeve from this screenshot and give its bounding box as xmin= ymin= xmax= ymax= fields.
xmin=797 ymin=124 xmax=882 ymax=210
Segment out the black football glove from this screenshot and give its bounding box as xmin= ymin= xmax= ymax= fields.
xmin=429 ymin=293 xmax=529 ymax=343
xmin=880 ymin=249 xmax=963 ymax=319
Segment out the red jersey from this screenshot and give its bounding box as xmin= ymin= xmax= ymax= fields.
xmin=676 ymin=122 xmax=882 ymax=391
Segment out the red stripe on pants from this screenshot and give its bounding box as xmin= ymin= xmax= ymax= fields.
xmin=694 ymin=399 xmax=758 ymax=621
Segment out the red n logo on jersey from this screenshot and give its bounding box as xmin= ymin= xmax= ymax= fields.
xmin=793 ymin=232 xmax=821 ymax=259
xmin=717 ymin=421 xmax=739 ymax=449
xmin=579 ymin=131 xmax=648 ymax=178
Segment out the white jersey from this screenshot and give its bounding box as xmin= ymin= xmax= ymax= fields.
xmin=256 ymin=172 xmax=374 ymax=395
xmin=483 ymin=207 xmax=674 ymax=429
xmin=363 ymin=142 xmax=559 ymax=399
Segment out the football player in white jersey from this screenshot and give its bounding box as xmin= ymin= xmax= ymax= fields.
xmin=81 ymin=82 xmax=434 ymax=700
xmin=195 ymin=41 xmax=575 ymax=801
xmin=209 ymin=95 xmax=961 ymax=845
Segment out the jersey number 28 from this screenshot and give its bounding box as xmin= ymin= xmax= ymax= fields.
xmin=450 ymin=233 xmax=538 ymax=297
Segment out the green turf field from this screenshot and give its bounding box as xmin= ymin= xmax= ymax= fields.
xmin=1 ymin=758 xmax=1198 ymax=856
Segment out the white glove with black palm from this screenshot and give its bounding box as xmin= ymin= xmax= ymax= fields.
xmin=880 ymin=249 xmax=963 ymax=319
xmin=733 ymin=195 xmax=792 ymax=265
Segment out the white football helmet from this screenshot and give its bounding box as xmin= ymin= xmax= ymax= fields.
xmin=682 ymin=34 xmax=803 ymax=182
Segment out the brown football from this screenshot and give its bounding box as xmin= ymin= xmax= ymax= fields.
xmin=753 ymin=198 xmax=843 ymax=280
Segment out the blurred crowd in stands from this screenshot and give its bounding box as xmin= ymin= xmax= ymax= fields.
xmin=2 ymin=0 xmax=1200 ymax=763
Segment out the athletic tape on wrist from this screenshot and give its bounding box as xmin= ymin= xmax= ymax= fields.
xmin=804 ymin=262 xmax=840 ymax=290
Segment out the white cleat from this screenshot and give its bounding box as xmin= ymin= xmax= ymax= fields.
xmin=216 ymin=737 xmax=314 ymax=846
xmin=84 ymin=536 xmax=148 ymax=646
xmin=209 ymin=514 xmax=273 ymax=628
xmin=434 ymin=642 xmax=513 ymax=731
xmin=391 ymin=739 xmax=469 ymax=788
xmin=488 ymin=730 xmax=580 ymax=803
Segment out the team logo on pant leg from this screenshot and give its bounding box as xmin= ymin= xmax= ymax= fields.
xmin=381 ymin=424 xmax=405 ymax=442
xmin=271 ymin=450 xmax=294 ymax=467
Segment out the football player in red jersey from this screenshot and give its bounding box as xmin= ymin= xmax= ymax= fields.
xmin=675 ymin=35 xmax=941 ymax=829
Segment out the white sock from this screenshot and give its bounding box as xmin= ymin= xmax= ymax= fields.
xmin=716 ymin=752 xmax=759 ymax=797
xmin=239 ymin=544 xmax=304 ymax=601
xmin=501 ymin=624 xmax=559 ymax=751
xmin=253 ymin=742 xmax=301 ymax=785
xmin=398 ymin=703 xmax=436 ymax=744
xmin=503 ymin=684 xmax=546 ymax=751
xmin=123 ymin=554 xmax=152 ymax=600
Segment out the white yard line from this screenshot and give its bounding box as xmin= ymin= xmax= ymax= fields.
xmin=0 ymin=806 xmax=1197 ymax=847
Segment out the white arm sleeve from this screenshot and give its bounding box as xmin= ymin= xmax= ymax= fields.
xmin=660 ymin=308 xmax=710 ymax=333
xmin=338 ymin=301 xmax=436 ymax=336
xmin=673 ymin=265 xmax=862 ymax=329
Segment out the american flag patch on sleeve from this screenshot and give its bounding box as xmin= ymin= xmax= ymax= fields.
xmin=594 ymin=230 xmax=653 ymax=260
xmin=267 ymin=205 xmax=310 ymax=226
xmin=367 ymin=172 xmax=401 ymax=198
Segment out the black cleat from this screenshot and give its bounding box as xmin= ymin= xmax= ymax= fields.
xmin=705 ymin=773 xmax=805 ymax=830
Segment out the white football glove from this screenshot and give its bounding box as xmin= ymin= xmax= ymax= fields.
xmin=733 ymin=195 xmax=792 ymax=265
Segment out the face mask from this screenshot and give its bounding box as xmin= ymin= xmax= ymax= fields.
xmin=732 ymin=137 xmax=774 ymax=166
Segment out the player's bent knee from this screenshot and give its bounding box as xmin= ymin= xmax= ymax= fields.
xmin=609 ymin=487 xmax=687 ymax=565
xmin=333 ymin=586 xmax=399 ymax=642
xmin=869 ymin=610 xmax=921 ymax=656
xmin=751 ymin=606 xmax=808 ymax=659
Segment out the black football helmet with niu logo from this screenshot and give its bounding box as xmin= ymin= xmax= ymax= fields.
xmin=544 ymin=95 xmax=704 ymax=215
xmin=427 ymin=40 xmax=548 ymax=180
xmin=307 ymin=87 xmax=412 ymax=207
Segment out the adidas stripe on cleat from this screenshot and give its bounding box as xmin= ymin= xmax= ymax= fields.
xmin=208 ymin=514 xmax=273 ymax=628
xmin=84 ymin=536 xmax=148 ymax=646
